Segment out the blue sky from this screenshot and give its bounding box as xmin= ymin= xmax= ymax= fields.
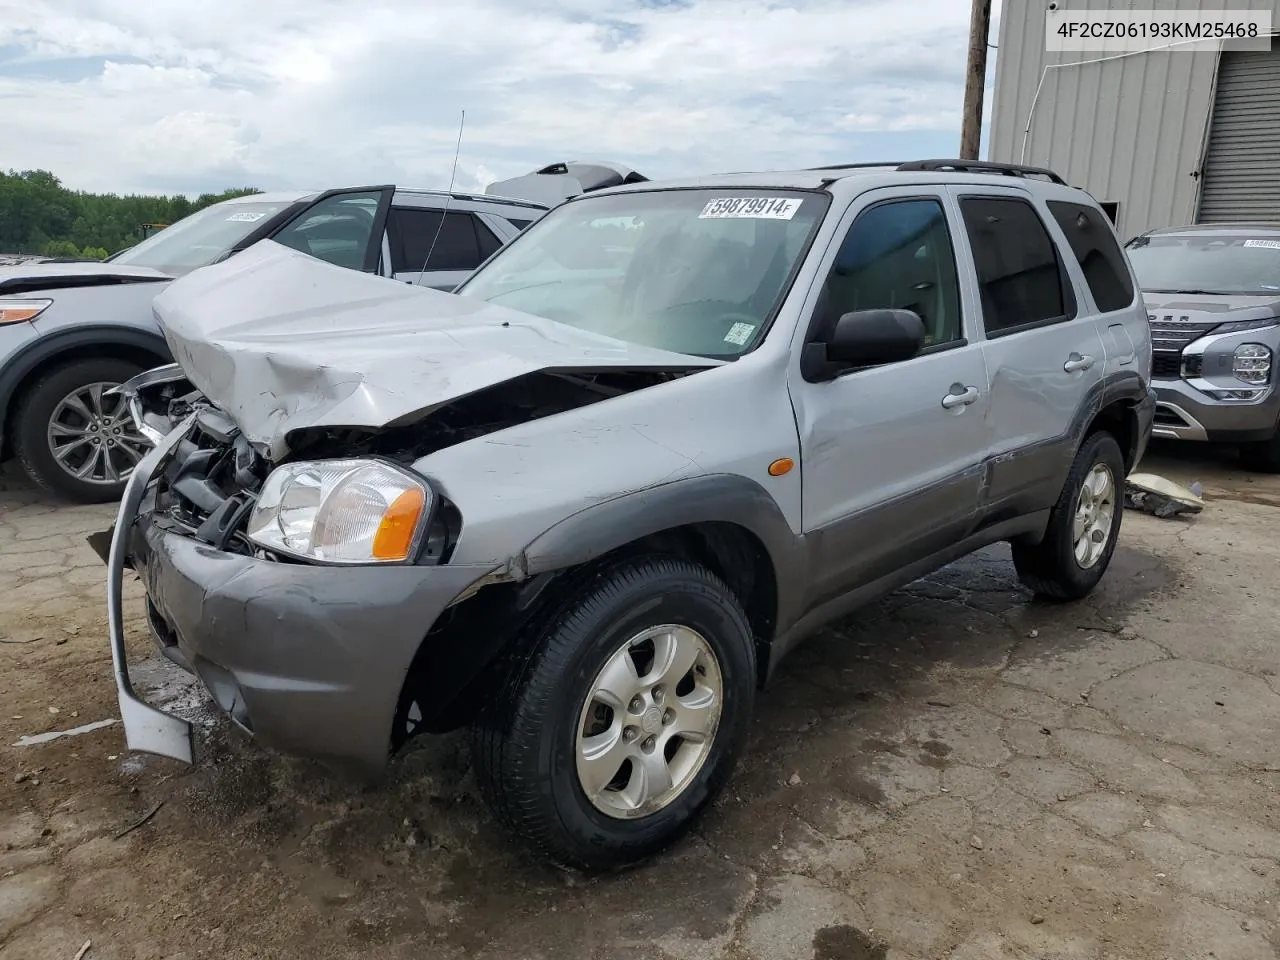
xmin=0 ymin=0 xmax=999 ymax=197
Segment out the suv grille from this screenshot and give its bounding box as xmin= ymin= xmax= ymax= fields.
xmin=1148 ymin=312 xmax=1220 ymax=352
xmin=1151 ymin=353 xmax=1182 ymax=379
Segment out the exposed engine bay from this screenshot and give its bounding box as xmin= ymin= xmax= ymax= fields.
xmin=126 ymin=366 xmax=693 ymax=559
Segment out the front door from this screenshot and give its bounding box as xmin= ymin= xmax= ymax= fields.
xmin=267 ymin=186 xmax=394 ymax=275
xmin=789 ymin=190 xmax=991 ymax=612
xmin=948 ymin=187 xmax=1107 ymax=518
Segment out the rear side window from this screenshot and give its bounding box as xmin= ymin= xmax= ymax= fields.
xmin=507 ymin=218 xmax=534 ymax=231
xmin=959 ymin=197 xmax=1069 ymax=335
xmin=387 ymin=209 xmax=501 ymax=273
xmin=1047 ymin=201 xmax=1134 ymax=313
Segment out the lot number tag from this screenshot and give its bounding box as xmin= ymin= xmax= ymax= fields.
xmin=1243 ymin=239 xmax=1280 ymax=250
xmin=699 ymin=197 xmax=802 ymax=220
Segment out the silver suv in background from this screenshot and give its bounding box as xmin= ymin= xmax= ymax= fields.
xmin=0 ymin=184 xmax=547 ymax=501
xmin=1126 ymin=224 xmax=1280 ymax=471
xmin=102 ymin=159 xmax=1154 ymax=870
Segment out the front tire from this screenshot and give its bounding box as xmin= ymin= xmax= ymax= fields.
xmin=1012 ymin=431 xmax=1125 ymax=601
xmin=12 ymin=358 xmax=151 ymax=503
xmin=472 ymin=556 xmax=756 ymax=871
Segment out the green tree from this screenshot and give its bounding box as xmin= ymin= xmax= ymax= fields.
xmin=0 ymin=170 xmax=262 ymax=256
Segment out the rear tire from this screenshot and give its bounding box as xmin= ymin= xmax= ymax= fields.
xmin=12 ymin=358 xmax=149 ymax=503
xmin=471 ymin=556 xmax=756 ymax=871
xmin=1240 ymin=428 xmax=1280 ymax=473
xmin=1012 ymin=431 xmax=1125 ymax=601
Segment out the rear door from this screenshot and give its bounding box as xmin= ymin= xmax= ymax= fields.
xmin=385 ymin=203 xmax=507 ymax=290
xmin=266 ymin=186 xmax=394 ymax=274
xmin=949 ymin=186 xmax=1108 ymax=519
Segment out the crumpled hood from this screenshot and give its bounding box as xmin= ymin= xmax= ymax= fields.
xmin=152 ymin=240 xmax=719 ymax=459
xmin=0 ymin=260 xmax=171 ymax=296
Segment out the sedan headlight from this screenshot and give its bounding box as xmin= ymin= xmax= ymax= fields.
xmin=0 ymin=299 xmax=52 ymax=325
xmin=1233 ymin=343 xmax=1272 ymax=385
xmin=246 ymin=459 xmax=431 ymax=564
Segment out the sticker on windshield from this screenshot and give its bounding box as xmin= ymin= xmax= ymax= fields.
xmin=226 ymin=212 xmax=266 ymax=222
xmin=699 ymin=197 xmax=802 ymax=220
xmin=1243 ymin=238 xmax=1280 ymax=250
xmin=723 ymin=322 xmax=756 ymax=346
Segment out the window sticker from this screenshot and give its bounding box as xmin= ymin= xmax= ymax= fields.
xmin=226 ymin=212 xmax=267 ymax=222
xmin=723 ymin=321 xmax=757 ymax=346
xmin=1243 ymin=238 xmax=1280 ymax=250
xmin=698 ymin=197 xmax=802 ymax=220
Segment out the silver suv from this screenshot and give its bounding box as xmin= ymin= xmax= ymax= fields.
xmin=1125 ymin=224 xmax=1280 ymax=472
xmin=101 ymin=159 xmax=1155 ymax=870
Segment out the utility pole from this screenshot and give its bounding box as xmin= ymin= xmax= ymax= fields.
xmin=959 ymin=0 xmax=993 ymax=159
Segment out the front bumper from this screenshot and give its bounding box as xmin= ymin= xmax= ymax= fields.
xmin=1150 ymin=378 xmax=1280 ymax=443
xmin=107 ymin=422 xmax=494 ymax=773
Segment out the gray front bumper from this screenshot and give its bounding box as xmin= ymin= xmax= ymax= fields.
xmin=107 ymin=423 xmax=494 ymax=773
xmin=1151 ymin=378 xmax=1280 ymax=443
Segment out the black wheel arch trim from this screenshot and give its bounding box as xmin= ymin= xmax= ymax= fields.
xmin=517 ymin=473 xmax=808 ymax=636
xmin=0 ymin=326 xmax=173 ymax=434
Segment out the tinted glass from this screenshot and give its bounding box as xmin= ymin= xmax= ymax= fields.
xmin=1048 ymin=200 xmax=1134 ymax=312
xmin=959 ymin=197 xmax=1067 ymax=334
xmin=475 ymin=218 xmax=503 ymax=261
xmin=817 ymin=198 xmax=962 ymax=347
xmin=110 ymin=199 xmax=295 ymax=275
xmin=1126 ymin=234 xmax=1280 ymax=296
xmin=388 ymin=209 xmax=494 ymax=273
xmin=459 ymin=189 xmax=827 ymax=358
xmin=272 ymin=192 xmax=381 ymax=271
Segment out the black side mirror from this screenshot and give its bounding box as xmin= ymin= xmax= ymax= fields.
xmin=801 ymin=308 xmax=925 ymax=381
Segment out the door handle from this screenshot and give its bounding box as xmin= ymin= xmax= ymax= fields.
xmin=941 ymin=385 xmax=980 ymax=409
xmin=1064 ymin=353 xmax=1095 ymax=373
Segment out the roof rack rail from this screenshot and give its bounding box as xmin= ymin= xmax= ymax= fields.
xmin=895 ymin=159 xmax=1067 ymax=185
xmin=808 ymin=161 xmax=904 ymax=171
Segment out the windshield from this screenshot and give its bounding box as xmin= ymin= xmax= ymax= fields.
xmin=1127 ymin=235 xmax=1280 ymax=296
xmin=110 ymin=199 xmax=298 ymax=276
xmin=457 ymin=188 xmax=827 ymax=357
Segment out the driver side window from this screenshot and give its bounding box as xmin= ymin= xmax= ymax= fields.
xmin=272 ymin=192 xmax=382 ymax=272
xmin=819 ymin=198 xmax=963 ymax=348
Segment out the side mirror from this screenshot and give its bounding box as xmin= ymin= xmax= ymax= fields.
xmin=826 ymin=308 xmax=926 ymax=366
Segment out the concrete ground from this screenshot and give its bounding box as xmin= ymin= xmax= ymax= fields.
xmin=1 ymin=442 xmax=1277 ymax=960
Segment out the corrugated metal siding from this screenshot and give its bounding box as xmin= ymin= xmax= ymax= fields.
xmin=1197 ymin=49 xmax=1280 ymax=222
xmin=989 ymin=0 xmax=1280 ymax=237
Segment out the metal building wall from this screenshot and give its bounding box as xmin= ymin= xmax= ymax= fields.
xmin=988 ymin=0 xmax=1280 ymax=239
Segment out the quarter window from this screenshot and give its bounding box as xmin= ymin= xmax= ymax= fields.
xmin=959 ymin=197 xmax=1069 ymax=335
xmin=1047 ymin=200 xmax=1134 ymax=313
xmin=387 ymin=209 xmax=502 ymax=273
xmin=817 ymin=198 xmax=963 ymax=347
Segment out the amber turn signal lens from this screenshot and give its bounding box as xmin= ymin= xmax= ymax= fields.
xmin=0 ymin=300 xmax=52 ymax=325
xmin=371 ymin=486 xmax=426 ymax=561
xmin=768 ymin=458 xmax=795 ymax=476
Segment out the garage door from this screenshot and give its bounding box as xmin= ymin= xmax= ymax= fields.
xmin=1197 ymin=48 xmax=1280 ymax=223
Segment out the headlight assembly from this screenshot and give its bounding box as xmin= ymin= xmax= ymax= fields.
xmin=246 ymin=459 xmax=431 ymax=564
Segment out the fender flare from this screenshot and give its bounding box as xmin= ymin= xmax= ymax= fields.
xmin=0 ymin=325 xmax=172 ymax=416
xmin=517 ymin=473 xmax=809 ymax=633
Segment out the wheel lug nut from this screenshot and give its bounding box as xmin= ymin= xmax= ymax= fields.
xmin=662 ymin=709 xmax=675 ymax=725
xmin=652 ymin=686 xmax=664 ymax=704
xmin=623 ymin=726 xmax=639 ymax=743
xmin=641 ymin=737 xmax=656 ymax=753
xmin=629 ymin=697 xmax=644 ymax=714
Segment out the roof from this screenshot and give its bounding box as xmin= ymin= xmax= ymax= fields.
xmin=216 ymin=188 xmax=546 ymax=211
xmin=1146 ymin=222 xmax=1280 ymax=237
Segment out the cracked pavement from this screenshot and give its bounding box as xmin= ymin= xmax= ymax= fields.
xmin=1 ymin=445 xmax=1277 ymax=960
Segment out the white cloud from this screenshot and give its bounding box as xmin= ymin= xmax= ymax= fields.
xmin=0 ymin=0 xmax=977 ymax=196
